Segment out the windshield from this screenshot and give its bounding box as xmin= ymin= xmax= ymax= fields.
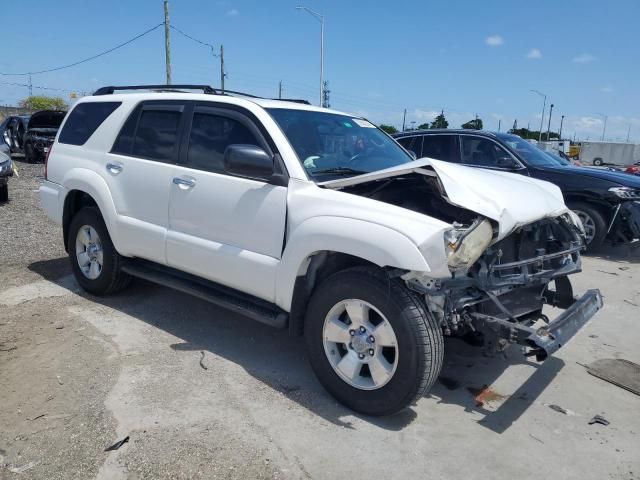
xmin=496 ymin=133 xmax=560 ymax=167
xmin=544 ymin=151 xmax=570 ymax=166
xmin=267 ymin=108 xmax=412 ymax=179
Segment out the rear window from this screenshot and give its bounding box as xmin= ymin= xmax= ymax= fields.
xmin=58 ymin=102 xmax=121 ymax=145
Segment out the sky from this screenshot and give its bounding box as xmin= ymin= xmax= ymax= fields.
xmin=1 ymin=0 xmax=639 ymax=142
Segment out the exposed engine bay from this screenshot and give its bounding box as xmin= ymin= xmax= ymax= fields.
xmin=342 ymin=173 xmax=601 ymax=360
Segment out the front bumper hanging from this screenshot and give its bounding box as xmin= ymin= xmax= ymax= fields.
xmin=471 ymin=289 xmax=603 ymax=361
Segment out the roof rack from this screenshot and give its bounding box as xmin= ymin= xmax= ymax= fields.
xmin=92 ymin=84 xmax=266 ymax=99
xmin=272 ymin=98 xmax=312 ymax=105
xmin=93 ymin=84 xmax=218 ymax=95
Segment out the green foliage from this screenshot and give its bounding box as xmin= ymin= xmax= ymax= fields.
xmin=461 ymin=118 xmax=483 ymax=130
xmin=430 ymin=110 xmax=448 ymax=129
xmin=509 ymin=127 xmax=559 ymax=141
xmin=417 ymin=123 xmax=430 ymax=130
xmin=19 ymin=95 xmax=68 ymax=111
xmin=379 ymin=124 xmax=398 ymax=134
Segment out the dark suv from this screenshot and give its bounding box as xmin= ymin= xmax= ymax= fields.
xmin=393 ymin=130 xmax=640 ymax=249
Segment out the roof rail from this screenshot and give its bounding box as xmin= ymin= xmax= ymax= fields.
xmin=93 ymin=84 xmax=218 ymax=95
xmin=272 ymin=98 xmax=312 ymax=105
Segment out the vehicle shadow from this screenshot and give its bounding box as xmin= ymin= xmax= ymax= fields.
xmin=29 ymin=257 xmax=563 ymax=433
xmin=585 ymin=242 xmax=640 ymax=264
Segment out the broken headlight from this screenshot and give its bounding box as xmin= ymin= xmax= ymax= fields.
xmin=444 ymin=218 xmax=493 ymax=272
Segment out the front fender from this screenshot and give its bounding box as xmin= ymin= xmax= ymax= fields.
xmin=62 ymin=168 xmax=125 ymax=253
xmin=275 ymin=216 xmax=433 ymax=311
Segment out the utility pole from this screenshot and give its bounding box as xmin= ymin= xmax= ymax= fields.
xmin=322 ymin=80 xmax=330 ymax=108
xmin=559 ymin=115 xmax=565 ymax=139
xmin=219 ymin=45 xmax=225 ymax=93
xmin=498 ymin=119 xmax=501 ymax=132
xmin=546 ymin=103 xmax=554 ymax=141
xmin=163 ymin=0 xmax=172 ymax=85
xmin=402 ymin=109 xmax=407 ymax=131
xmin=530 ymin=90 xmax=546 ymax=142
xmin=278 ymin=81 xmax=283 ymax=99
xmin=28 ymin=74 xmax=33 ymax=96
xmin=627 ymin=124 xmax=631 ymax=143
xmin=596 ymin=113 xmax=608 ymax=141
xmin=296 ymin=6 xmax=324 ymax=106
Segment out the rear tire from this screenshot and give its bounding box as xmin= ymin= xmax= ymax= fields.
xmin=593 ymin=158 xmax=603 ymax=166
xmin=568 ymin=201 xmax=607 ymax=250
xmin=304 ymin=266 xmax=443 ymax=416
xmin=0 ymin=184 xmax=7 ymax=202
xmin=68 ymin=207 xmax=131 ymax=295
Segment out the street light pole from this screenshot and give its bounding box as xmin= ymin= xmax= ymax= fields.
xmin=296 ymin=6 xmax=324 ymax=107
xmin=547 ymin=103 xmax=554 ymax=141
xmin=530 ymin=89 xmax=547 ymax=142
xmin=559 ymin=115 xmax=565 ymax=139
xmin=596 ymin=113 xmax=608 ymax=141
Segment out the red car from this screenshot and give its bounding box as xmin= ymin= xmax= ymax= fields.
xmin=626 ymin=163 xmax=640 ymax=175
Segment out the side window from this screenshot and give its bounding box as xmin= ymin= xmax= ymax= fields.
xmin=185 ymin=112 xmax=260 ymax=172
xmin=132 ymin=109 xmax=181 ymax=162
xmin=460 ymin=136 xmax=511 ymax=167
xmin=421 ymin=135 xmax=458 ymax=162
xmin=58 ymin=102 xmax=121 ymax=145
xmin=396 ymin=136 xmax=422 ymax=157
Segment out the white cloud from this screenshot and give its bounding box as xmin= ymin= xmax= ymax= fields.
xmin=226 ymin=8 xmax=239 ymax=16
xmin=573 ymin=53 xmax=595 ymax=63
xmin=601 ymin=86 xmax=614 ymax=93
xmin=485 ymin=35 xmax=503 ymax=46
xmin=526 ymin=48 xmax=542 ymax=59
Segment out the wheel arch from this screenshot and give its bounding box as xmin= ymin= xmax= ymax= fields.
xmin=61 ymin=169 xmax=120 ymax=253
xmin=277 ymin=216 xmax=434 ymax=336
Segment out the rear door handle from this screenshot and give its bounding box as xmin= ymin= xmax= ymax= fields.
xmin=172 ymin=177 xmax=196 ymax=189
xmin=106 ymin=162 xmax=123 ymax=174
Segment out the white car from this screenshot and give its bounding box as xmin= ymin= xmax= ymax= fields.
xmin=40 ymin=85 xmax=602 ymax=416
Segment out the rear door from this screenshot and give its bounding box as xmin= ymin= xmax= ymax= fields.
xmin=166 ymin=103 xmax=287 ymax=301
xmin=420 ymin=134 xmax=460 ymax=162
xmin=103 ymin=100 xmax=187 ymax=264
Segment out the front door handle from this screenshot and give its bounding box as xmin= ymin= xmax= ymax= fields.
xmin=172 ymin=177 xmax=196 ymax=189
xmin=106 ymin=162 xmax=123 ymax=175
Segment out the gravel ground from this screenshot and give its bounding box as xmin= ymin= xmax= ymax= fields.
xmin=1 ymin=158 xmax=639 ymax=479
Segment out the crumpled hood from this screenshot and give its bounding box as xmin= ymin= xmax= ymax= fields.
xmin=320 ymin=158 xmax=569 ymax=239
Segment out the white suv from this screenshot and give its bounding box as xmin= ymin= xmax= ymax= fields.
xmin=40 ymin=85 xmax=602 ymax=416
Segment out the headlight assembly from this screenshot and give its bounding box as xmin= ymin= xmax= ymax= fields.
xmin=444 ymin=218 xmax=494 ymax=273
xmin=609 ymin=186 xmax=640 ymax=199
xmin=0 ymin=160 xmax=12 ymax=174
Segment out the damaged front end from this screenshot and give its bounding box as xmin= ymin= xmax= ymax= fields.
xmin=405 ymin=214 xmax=603 ymax=360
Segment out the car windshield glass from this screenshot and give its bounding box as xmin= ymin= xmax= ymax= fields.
xmin=545 ymin=151 xmax=570 ymax=166
xmin=267 ymin=108 xmax=412 ymax=179
xmin=496 ymin=133 xmax=559 ymax=167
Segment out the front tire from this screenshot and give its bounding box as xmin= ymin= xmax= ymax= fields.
xmin=304 ymin=267 xmax=443 ymax=416
xmin=68 ymin=207 xmax=131 ymax=295
xmin=569 ymin=202 xmax=607 ymax=250
xmin=0 ymin=184 xmax=7 ymax=202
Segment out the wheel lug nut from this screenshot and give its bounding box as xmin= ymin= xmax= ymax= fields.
xmin=349 ymin=330 xmax=355 ymax=336
xmin=359 ymin=326 xmax=366 ymax=333
xmin=369 ymin=349 xmax=374 ymax=356
xmin=369 ymin=336 xmax=375 ymax=342
xmin=358 ymin=353 xmax=365 ymax=359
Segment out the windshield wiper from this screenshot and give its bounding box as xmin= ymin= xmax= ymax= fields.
xmin=312 ymin=167 xmax=368 ymax=176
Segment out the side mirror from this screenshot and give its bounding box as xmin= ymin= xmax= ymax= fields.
xmin=224 ymin=144 xmax=274 ymax=179
xmin=496 ymin=156 xmax=520 ymax=169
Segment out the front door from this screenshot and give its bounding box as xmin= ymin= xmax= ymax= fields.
xmin=166 ymin=104 xmax=287 ymax=302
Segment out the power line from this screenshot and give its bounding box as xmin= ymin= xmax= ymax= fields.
xmin=0 ymin=23 xmax=164 ymax=76
xmin=170 ymin=25 xmax=216 ymax=50
xmin=0 ymin=81 xmax=78 ymax=93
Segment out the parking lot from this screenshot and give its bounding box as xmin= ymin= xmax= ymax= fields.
xmin=1 ymin=157 xmax=639 ymax=480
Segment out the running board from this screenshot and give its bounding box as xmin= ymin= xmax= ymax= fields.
xmin=121 ymin=259 xmax=288 ymax=329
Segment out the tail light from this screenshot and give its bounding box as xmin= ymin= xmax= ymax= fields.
xmin=44 ymin=144 xmax=52 ymax=180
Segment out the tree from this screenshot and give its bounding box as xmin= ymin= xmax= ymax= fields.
xmin=19 ymin=95 xmax=68 ymax=111
xmin=461 ymin=118 xmax=483 ymax=130
xmin=417 ymin=123 xmax=430 ymax=130
xmin=430 ymin=110 xmax=448 ymax=129
xmin=379 ymin=124 xmax=398 ymax=134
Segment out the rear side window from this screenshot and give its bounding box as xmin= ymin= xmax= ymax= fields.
xmin=58 ymin=102 xmax=121 ymax=145
xmin=186 ymin=112 xmax=260 ymax=172
xmin=396 ymin=136 xmax=423 ymax=157
xmin=111 ymin=103 xmax=183 ymax=163
xmin=421 ymin=135 xmax=458 ymax=162
xmin=132 ymin=110 xmax=181 ymax=162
